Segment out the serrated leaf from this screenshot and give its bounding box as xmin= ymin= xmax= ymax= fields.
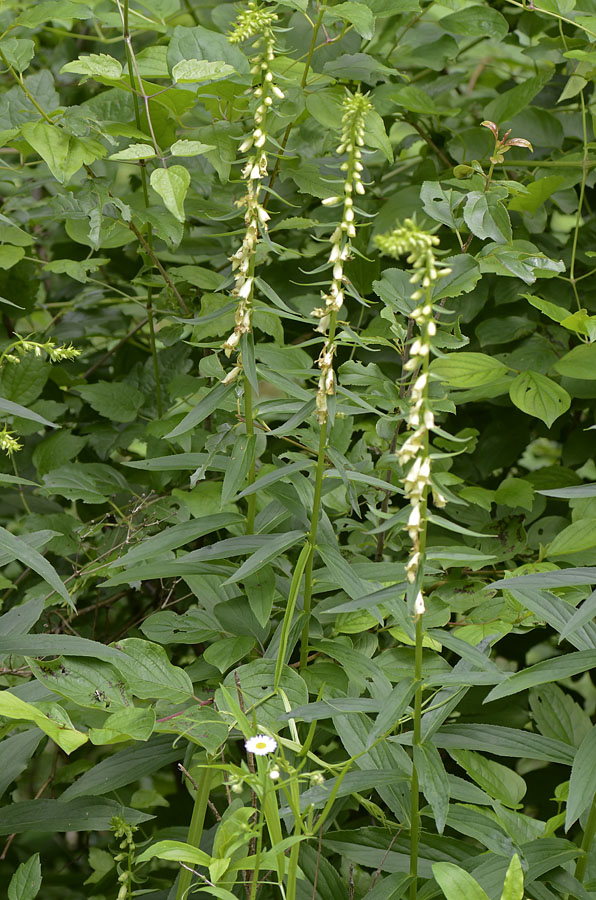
xmin=8 ymin=852 xmax=41 ymax=900
xmin=325 ymin=2 xmax=376 ymax=39
xmin=150 ymin=164 xmax=190 ymax=222
xmin=509 ymin=371 xmax=570 ymax=427
xmin=61 ymin=53 xmax=122 ymax=79
xmin=108 ymin=142 xmax=156 ymax=161
xmin=0 ymin=38 xmax=36 ymax=73
xmin=172 ymin=58 xmax=235 ymax=83
xmin=78 ymin=381 xmax=144 ymax=422
xmin=21 ymin=121 xmax=106 ymax=184
xmin=170 ymin=139 xmax=215 ymax=156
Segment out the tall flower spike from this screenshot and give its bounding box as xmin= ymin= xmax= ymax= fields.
xmin=314 ymin=90 xmax=371 ymax=423
xmin=222 ymin=2 xmax=284 ymax=358
xmin=374 ymin=220 xmax=451 ymax=615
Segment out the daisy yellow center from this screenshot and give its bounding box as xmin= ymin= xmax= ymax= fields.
xmin=255 ymin=741 xmax=267 ymax=749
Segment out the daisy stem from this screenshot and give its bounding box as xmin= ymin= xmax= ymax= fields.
xmin=176 ymin=763 xmax=212 ymax=900
xmin=250 ymin=765 xmax=268 ymax=900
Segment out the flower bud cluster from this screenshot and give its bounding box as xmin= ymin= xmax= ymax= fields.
xmin=374 ymin=221 xmax=452 ymax=608
xmin=314 ymin=91 xmax=371 ymax=422
xmin=2 ymin=336 xmax=80 ymax=366
xmin=0 ymin=427 xmax=22 ymax=456
xmin=223 ymin=3 xmax=284 ymax=358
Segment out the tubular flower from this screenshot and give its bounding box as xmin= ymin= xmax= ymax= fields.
xmin=374 ymin=220 xmax=452 ymax=614
xmin=223 ymin=2 xmax=284 ymax=358
xmin=314 ymin=90 xmax=371 ymax=423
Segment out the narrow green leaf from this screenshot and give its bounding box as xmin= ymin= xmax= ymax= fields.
xmin=166 ymin=382 xmax=234 ymax=438
xmin=0 ymin=526 xmax=72 ymax=608
xmin=566 ymin=724 xmax=596 ymax=829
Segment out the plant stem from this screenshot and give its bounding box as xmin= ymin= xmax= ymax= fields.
xmin=574 ymin=795 xmax=596 ymax=885
xmin=409 ymin=614 xmax=424 ymax=900
xmin=299 ymin=311 xmax=338 ymax=672
xmin=122 ymin=0 xmax=162 ymax=416
xmin=244 ymin=374 xmax=256 ymax=534
xmin=249 ymin=767 xmax=268 ymax=900
xmin=176 ymin=765 xmax=212 ymax=900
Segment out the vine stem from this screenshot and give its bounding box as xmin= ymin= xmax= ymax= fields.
xmin=176 ymin=766 xmax=213 ymax=900
xmin=299 ymin=310 xmax=338 ymax=672
xmin=574 ymin=794 xmax=596 ymax=886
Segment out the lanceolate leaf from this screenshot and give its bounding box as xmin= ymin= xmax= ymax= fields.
xmin=566 ymin=724 xmax=596 ymax=829
xmin=0 ymin=526 xmax=72 ymax=608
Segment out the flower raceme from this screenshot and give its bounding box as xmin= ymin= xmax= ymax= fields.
xmin=374 ymin=220 xmax=452 ymax=613
xmin=314 ymin=90 xmax=372 ymax=423
xmin=222 ymin=2 xmax=284 ymax=361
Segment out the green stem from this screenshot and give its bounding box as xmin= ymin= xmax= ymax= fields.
xmin=249 ymin=767 xmax=268 ymax=900
xmin=122 ymin=0 xmax=162 ymax=416
xmin=176 ymin=766 xmax=212 ymax=900
xmin=299 ymin=312 xmax=338 ymax=672
xmin=244 ymin=374 xmax=256 ymax=534
xmin=570 ymin=91 xmax=588 ymax=312
xmin=574 ymin=795 xmax=596 ymax=885
xmin=285 ymin=776 xmax=302 ymax=900
xmin=409 ymin=614 xmax=424 ymax=900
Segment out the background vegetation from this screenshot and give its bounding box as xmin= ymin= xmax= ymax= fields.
xmin=1 ymin=0 xmax=596 ymax=898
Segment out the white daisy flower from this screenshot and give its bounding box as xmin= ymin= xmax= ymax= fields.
xmin=245 ymin=734 xmax=277 ymax=756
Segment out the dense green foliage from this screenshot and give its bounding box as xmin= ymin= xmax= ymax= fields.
xmin=2 ymin=0 xmax=596 ymax=897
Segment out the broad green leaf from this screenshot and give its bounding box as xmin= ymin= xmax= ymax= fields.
xmin=108 ymin=143 xmax=156 ymax=161
xmin=431 ymin=352 xmax=509 ymax=388
xmin=43 ymin=257 xmax=108 ymax=282
xmin=137 ymin=839 xmax=211 ymax=867
xmin=111 ymin=638 xmax=193 ymax=702
xmin=0 ymin=690 xmax=86 ymax=754
xmin=0 ymin=525 xmax=71 ymax=607
xmin=150 ymin=165 xmax=190 ymax=222
xmin=547 ymin=519 xmax=596 ymax=557
xmin=566 ymin=724 xmax=596 ymax=829
xmin=61 ymin=53 xmax=122 ymax=79
xmin=170 ymin=139 xmax=216 ymax=156
xmin=432 ymin=862 xmax=490 ymax=900
xmin=28 ymin=656 xmax=133 ymax=710
xmin=171 ymin=59 xmax=235 ymax=83
xmin=0 ymin=797 xmax=151 ymax=834
xmin=448 ymin=749 xmax=526 ymax=807
xmin=509 ymin=371 xmax=570 ymax=427
xmin=484 ymin=72 xmax=552 ymax=123
xmin=554 ymin=343 xmax=596 ymax=380
xmin=78 ymin=381 xmax=144 ymax=422
xmin=325 ymin=2 xmax=376 ymax=39
xmin=61 ymin=735 xmax=183 ymax=800
xmin=216 ymin=658 xmax=308 ymax=729
xmin=244 ymin=565 xmax=276 ymax=628
xmin=17 ymin=1 xmax=93 ymax=28
xmin=89 ymin=707 xmax=155 ymax=745
xmin=21 ymin=121 xmax=106 ymax=184
xmin=0 ymin=246 xmax=25 ymax=269
xmin=0 ymin=38 xmax=35 ymax=73
xmin=440 ymin=5 xmax=508 ymax=39
xmin=464 ymin=191 xmax=512 ymax=243
xmin=391 ymin=86 xmax=441 ymax=116
xmin=203 ymin=636 xmax=256 ymax=673
xmin=522 ymin=292 xmax=569 ymax=323
xmin=8 ymin=852 xmax=41 ymax=900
